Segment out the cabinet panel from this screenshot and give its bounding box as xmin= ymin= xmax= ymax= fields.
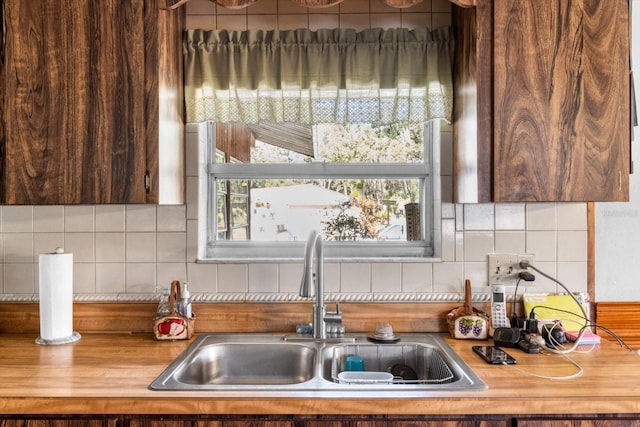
xmin=518 ymin=420 xmax=640 ymax=427
xmin=0 ymin=418 xmax=117 ymax=427
xmin=128 ymin=417 xmax=507 ymax=427
xmin=492 ymin=0 xmax=630 ymax=202
xmin=1 ymin=0 xmax=164 ymax=204
xmin=453 ymin=0 xmax=631 ymax=203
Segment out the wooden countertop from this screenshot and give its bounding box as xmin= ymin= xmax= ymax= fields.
xmin=1 ymin=332 xmax=640 ymax=416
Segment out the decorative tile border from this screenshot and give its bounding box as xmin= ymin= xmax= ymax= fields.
xmin=0 ymin=292 xmax=503 ymax=303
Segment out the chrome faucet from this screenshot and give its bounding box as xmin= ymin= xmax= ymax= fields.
xmin=300 ymin=230 xmax=327 ymax=339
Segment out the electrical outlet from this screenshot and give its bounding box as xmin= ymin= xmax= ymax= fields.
xmin=487 ymin=253 xmax=536 ymax=285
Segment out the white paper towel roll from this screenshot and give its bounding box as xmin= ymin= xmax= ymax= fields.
xmin=36 ymin=248 xmax=81 ymax=345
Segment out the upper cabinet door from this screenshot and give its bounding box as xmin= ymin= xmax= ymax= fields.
xmin=493 ymin=0 xmax=630 ymax=202
xmin=2 ymin=0 xmax=152 ymax=204
xmin=453 ymin=0 xmax=631 ymax=202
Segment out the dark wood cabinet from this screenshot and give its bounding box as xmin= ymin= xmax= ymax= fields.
xmin=453 ymin=0 xmax=631 ymax=202
xmin=126 ymin=416 xmax=508 ymax=427
xmin=0 ymin=417 xmax=117 ymax=427
xmin=3 ymin=415 xmax=640 ymax=427
xmin=0 ymin=0 xmax=184 ymax=204
xmin=517 ymin=418 xmax=640 ymax=427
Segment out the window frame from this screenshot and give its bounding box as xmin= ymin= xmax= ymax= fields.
xmin=197 ymin=120 xmax=442 ymax=261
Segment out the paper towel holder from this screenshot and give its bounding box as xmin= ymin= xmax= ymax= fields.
xmin=36 ymin=247 xmax=82 ymax=346
xmin=36 ymin=331 xmax=82 ymax=346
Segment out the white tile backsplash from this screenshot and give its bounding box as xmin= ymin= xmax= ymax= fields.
xmin=370 ymin=13 xmax=401 ymax=28
xmin=64 ymin=233 xmax=95 ymax=263
xmin=157 ymin=206 xmax=187 ymax=232
xmin=338 ymin=14 xmax=370 ymax=30
xmin=440 ymin=219 xmax=455 ymax=261
xmin=526 ymin=230 xmax=557 ymax=262
xmin=324 ymin=263 xmax=341 ymax=293
xmin=64 ymin=206 xmax=95 ymax=232
xmin=340 ymin=263 xmax=371 ymax=293
xmin=462 ymin=231 xmax=494 ymax=262
xmin=4 ymin=233 xmax=34 ymax=263
xmin=526 ymin=203 xmax=557 ymax=230
xmin=126 ymin=233 xmax=156 ymax=263
xmin=126 ymin=263 xmax=158 ymax=293
xmin=96 ymin=263 xmax=126 ymax=293
xmin=557 ymin=261 xmax=588 ymax=294
xmin=401 ymin=262 xmax=432 ymax=293
xmin=495 ymin=203 xmax=525 ymax=230
xmin=96 ymin=262 xmax=126 ymax=294
xmin=73 ymin=263 xmax=96 ymax=294
xmin=157 ymin=233 xmax=187 ymax=263
xmin=34 ymin=233 xmax=65 ymax=257
xmin=187 ymin=262 xmax=217 ymax=292
xmin=95 ymin=233 xmax=126 ymax=263
xmin=401 ymin=13 xmax=431 ymax=29
xmin=126 ymin=205 xmax=157 ymax=232
xmin=0 ymin=200 xmax=589 ymax=298
xmin=278 ymin=262 xmax=303 ymax=293
xmin=34 ymin=206 xmax=64 ymax=232
xmin=557 ymin=203 xmax=587 ymax=230
xmin=278 ymin=14 xmax=308 ymax=29
xmin=3 ymin=206 xmax=33 ymax=233
xmin=95 ymin=205 xmax=126 ymax=232
xmin=249 ymin=263 xmax=278 ymax=293
xmin=371 ymin=263 xmax=401 ymax=293
xmin=309 ymin=13 xmax=340 ymax=30
xmin=463 ymin=204 xmax=494 ymax=230
xmin=557 ymin=230 xmax=587 ymax=262
xmin=247 ymin=0 xmax=277 ymax=14
xmin=248 ymin=14 xmax=278 ymax=29
xmin=156 ymin=263 xmax=186 ymax=290
xmin=340 ymin=1 xmax=369 ymax=13
xmin=218 ymin=264 xmax=249 ymax=293
xmin=494 ymin=230 xmax=526 ymax=255
xmin=4 ymin=264 xmax=32 ymax=293
xmin=432 ymin=262 xmax=463 ymax=293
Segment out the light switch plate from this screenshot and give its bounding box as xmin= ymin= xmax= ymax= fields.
xmin=487 ymin=253 xmax=535 ymax=286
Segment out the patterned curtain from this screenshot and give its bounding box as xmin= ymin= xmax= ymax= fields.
xmin=184 ymin=27 xmax=454 ymax=125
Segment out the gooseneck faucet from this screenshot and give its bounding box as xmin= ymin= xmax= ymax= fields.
xmin=300 ymin=230 xmax=327 ymax=339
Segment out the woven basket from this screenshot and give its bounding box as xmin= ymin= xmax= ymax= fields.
xmin=154 ymin=280 xmax=195 ymax=340
xmin=446 ymin=280 xmax=489 ymax=340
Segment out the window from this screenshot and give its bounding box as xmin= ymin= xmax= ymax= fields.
xmin=198 ymin=120 xmax=441 ymax=260
xmin=186 ymin=28 xmax=452 ymax=260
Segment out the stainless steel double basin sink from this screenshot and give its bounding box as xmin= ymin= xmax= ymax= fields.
xmin=149 ymin=333 xmax=486 ymax=395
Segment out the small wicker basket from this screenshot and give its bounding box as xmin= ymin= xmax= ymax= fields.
xmin=154 ymin=280 xmax=195 ymax=340
xmin=446 ymin=280 xmax=489 ymax=340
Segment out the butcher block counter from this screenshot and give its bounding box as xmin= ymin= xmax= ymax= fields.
xmin=1 ymin=332 xmax=640 ymax=419
xmin=1 ymin=302 xmax=640 ymax=425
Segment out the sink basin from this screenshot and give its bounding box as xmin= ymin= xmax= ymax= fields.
xmin=150 ymin=335 xmax=316 ymax=389
xmin=175 ymin=342 xmax=315 ymax=385
xmin=321 ymin=342 xmax=456 ymax=385
xmin=149 ymin=333 xmax=486 ymax=394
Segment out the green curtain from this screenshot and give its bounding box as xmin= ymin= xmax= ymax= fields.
xmin=184 ymin=27 xmax=454 ymax=125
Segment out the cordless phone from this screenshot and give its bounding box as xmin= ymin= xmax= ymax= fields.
xmin=491 ymin=284 xmax=510 ymax=329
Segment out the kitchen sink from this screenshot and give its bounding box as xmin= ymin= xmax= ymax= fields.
xmin=149 ymin=333 xmax=486 ymax=394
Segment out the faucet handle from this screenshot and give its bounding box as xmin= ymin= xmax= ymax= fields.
xmin=326 ymin=302 xmax=341 ymax=316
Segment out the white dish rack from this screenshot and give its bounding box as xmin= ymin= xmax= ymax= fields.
xmin=330 ymin=343 xmax=455 ymax=385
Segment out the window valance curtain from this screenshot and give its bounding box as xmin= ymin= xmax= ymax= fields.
xmin=184 ymin=27 xmax=454 ymax=125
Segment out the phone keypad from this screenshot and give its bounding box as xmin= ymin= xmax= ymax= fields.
xmin=491 ymin=303 xmax=508 ymax=327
